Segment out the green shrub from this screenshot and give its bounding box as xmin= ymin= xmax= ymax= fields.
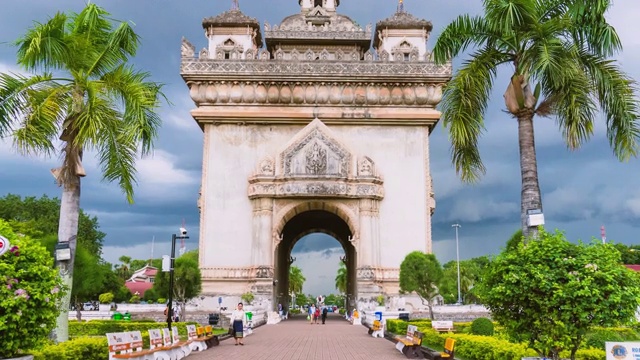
xmin=129 ymin=295 xmax=141 ymax=304
xmin=338 ymin=308 xmax=346 ymax=315
xmin=143 ymin=288 xmax=157 ymax=302
xmin=241 ymin=292 xmax=254 ymax=304
xmin=386 ymin=319 xmax=409 ymax=334
xmin=98 ymin=292 xmax=114 ymax=304
xmin=574 ymin=348 xmax=607 ymax=360
xmin=32 ymin=337 xmax=108 ymax=360
xmin=0 ymin=220 xmax=65 ymax=358
xmin=157 ymin=298 xmax=167 ymax=304
xmin=419 ymin=329 xmax=537 ymax=360
xmin=584 ymin=328 xmax=625 ymax=349
xmin=470 ymin=317 xmax=494 ymax=336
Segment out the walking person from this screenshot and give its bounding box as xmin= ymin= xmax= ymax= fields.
xmin=309 ymin=304 xmax=316 ymax=325
xmin=314 ymin=305 xmax=320 ymax=324
xmin=321 ymin=306 xmax=328 ymax=324
xmin=230 ymin=302 xmax=246 ymax=346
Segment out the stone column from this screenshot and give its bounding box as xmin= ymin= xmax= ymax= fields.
xmin=250 ymin=198 xmax=274 ymax=306
xmin=357 ymin=199 xmax=381 ymax=307
xmin=251 ymin=198 xmax=273 ymax=266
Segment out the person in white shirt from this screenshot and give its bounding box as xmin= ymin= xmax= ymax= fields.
xmin=230 ymin=303 xmax=246 ymax=345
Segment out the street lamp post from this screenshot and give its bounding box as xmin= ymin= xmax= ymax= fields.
xmin=167 ymin=228 xmax=189 ymax=330
xmin=452 ymin=223 xmax=462 ymax=305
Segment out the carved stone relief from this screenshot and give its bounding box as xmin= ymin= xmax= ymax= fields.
xmin=181 ymin=37 xmax=195 ymax=58
xmin=282 ymin=128 xmax=350 ymax=178
xmin=358 ymin=157 xmax=375 ymax=177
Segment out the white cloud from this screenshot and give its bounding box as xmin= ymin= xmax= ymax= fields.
xmin=294 ymin=249 xmax=345 ymax=297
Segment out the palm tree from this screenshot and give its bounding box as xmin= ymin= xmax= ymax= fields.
xmin=117 ymin=255 xmax=133 ymax=280
xmin=0 ymin=4 xmax=164 ymax=342
xmin=335 ymin=262 xmax=347 ymax=294
xmin=433 ymin=0 xmax=639 ymax=237
xmin=289 ymin=266 xmax=306 ymax=295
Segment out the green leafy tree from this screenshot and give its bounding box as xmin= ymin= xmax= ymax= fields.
xmin=479 ymin=228 xmax=640 ymax=360
xmin=399 ymin=251 xmax=443 ymax=319
xmin=0 ymin=219 xmax=65 ymax=358
xmin=0 ymin=194 xmax=106 ymax=255
xmin=295 ymin=293 xmax=309 ymax=308
xmin=154 ymin=250 xmax=201 ymax=319
xmin=0 ymin=4 xmax=164 ymax=342
xmin=334 ymin=261 xmax=347 ymax=294
xmin=613 ymin=243 xmax=640 ymax=264
xmin=288 ymin=265 xmax=306 ymax=295
xmin=433 ymin=0 xmax=640 ymax=238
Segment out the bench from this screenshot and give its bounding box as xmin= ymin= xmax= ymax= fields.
xmin=394 ymin=325 xmax=424 ymax=358
xmin=432 ymin=320 xmax=454 ymax=333
xmin=423 ymin=337 xmax=457 ymax=360
xmin=195 ymin=325 xmax=220 ymax=348
xmin=172 ymin=326 xmax=193 ymax=357
xmin=367 ymin=319 xmax=384 ymax=338
xmin=187 ymin=325 xmax=207 ymax=351
xmin=107 ymin=331 xmax=155 ymax=360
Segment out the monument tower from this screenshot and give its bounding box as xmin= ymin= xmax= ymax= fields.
xmin=180 ymin=0 xmax=451 ymax=311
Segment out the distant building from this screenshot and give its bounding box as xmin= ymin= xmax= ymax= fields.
xmin=124 ymin=265 xmax=158 ymax=297
xmin=625 ymin=265 xmax=640 ymax=272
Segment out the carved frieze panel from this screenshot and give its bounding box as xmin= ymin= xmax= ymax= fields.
xmin=282 ymin=128 xmax=350 ymax=178
xmin=357 ymin=266 xmax=376 ymax=280
xmin=248 ymin=180 xmax=383 ymax=200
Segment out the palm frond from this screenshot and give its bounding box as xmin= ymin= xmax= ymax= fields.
xmin=73 ymin=83 xmax=121 ymax=149
xmin=97 ymin=119 xmax=138 ymax=204
xmin=566 ymin=0 xmax=621 ymax=57
xmin=432 ymin=15 xmax=505 ymax=64
xmin=89 ymin=22 xmax=140 ymax=77
xmin=0 ymin=72 xmax=57 ymax=136
xmin=537 ymin=46 xmax=597 ymax=149
xmin=440 ymin=47 xmax=510 ymax=182
xmin=579 ymin=52 xmax=640 ymax=160
xmin=14 ymin=12 xmax=70 ymax=72
xmin=100 ymin=65 xmax=163 ymax=155
xmin=13 ymin=85 xmax=69 ymax=156
xmin=483 ymin=0 xmax=537 ymax=34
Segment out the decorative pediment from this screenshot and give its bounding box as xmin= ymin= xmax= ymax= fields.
xmin=247 ymin=118 xmax=384 ymax=200
xmin=281 ymin=118 xmax=350 ymax=178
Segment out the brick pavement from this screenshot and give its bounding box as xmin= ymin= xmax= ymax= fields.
xmin=188 ymin=313 xmax=407 ymax=360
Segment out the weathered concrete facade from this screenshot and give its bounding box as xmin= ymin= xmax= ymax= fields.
xmin=181 ymin=1 xmax=451 ymax=311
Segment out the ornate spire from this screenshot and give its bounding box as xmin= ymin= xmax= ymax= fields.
xmin=232 ymin=0 xmax=239 ymax=10
xmin=397 ymin=0 xmax=405 ymax=13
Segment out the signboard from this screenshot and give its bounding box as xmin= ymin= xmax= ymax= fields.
xmin=606 ymin=342 xmax=640 ymax=360
xmin=0 ymin=235 xmax=10 ymax=257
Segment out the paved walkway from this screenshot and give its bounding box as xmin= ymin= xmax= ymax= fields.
xmin=188 ymin=313 xmax=406 ymax=360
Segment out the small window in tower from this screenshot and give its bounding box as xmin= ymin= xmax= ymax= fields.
xmin=404 ymin=53 xmax=410 ymax=61
xmin=225 ymin=52 xmax=230 ymax=60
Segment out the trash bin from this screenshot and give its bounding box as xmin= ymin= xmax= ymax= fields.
xmin=245 ymin=312 xmax=253 ymax=321
xmin=112 ymin=312 xmax=123 ymax=320
xmin=398 ymin=312 xmax=409 ymax=321
xmin=123 ymin=312 xmax=131 ymax=321
xmin=374 ymin=311 xmax=383 ymax=322
xmin=208 ymin=313 xmax=219 ymax=326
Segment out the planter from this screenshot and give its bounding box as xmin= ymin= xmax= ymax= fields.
xmin=2 ymin=356 xmax=34 ymax=360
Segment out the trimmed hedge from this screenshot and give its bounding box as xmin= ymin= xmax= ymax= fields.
xmin=32 ymin=337 xmax=108 ymax=360
xmin=387 ymin=321 xmax=607 ymax=360
xmin=69 ymin=320 xmax=197 ymax=337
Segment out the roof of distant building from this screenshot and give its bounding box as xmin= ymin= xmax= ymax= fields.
xmin=127 ymin=265 xmax=158 ymax=282
xmin=625 ymin=264 xmax=640 ymax=272
xmin=125 ymin=281 xmax=153 ymax=296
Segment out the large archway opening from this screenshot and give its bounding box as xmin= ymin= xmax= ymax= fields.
xmin=274 ymin=209 xmax=357 ymax=313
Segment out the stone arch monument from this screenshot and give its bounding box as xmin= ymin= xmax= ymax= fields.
xmin=181 ymin=1 xmax=451 ymax=311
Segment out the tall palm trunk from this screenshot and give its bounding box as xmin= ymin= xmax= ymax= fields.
xmin=517 ymin=113 xmax=543 ymax=239
xmin=54 ymin=177 xmax=80 ymax=343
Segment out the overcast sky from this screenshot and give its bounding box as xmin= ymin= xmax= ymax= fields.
xmin=1 ymin=0 xmax=639 ymax=296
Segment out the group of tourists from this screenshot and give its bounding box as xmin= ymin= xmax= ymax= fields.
xmin=307 ymin=303 xmax=329 ymax=325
